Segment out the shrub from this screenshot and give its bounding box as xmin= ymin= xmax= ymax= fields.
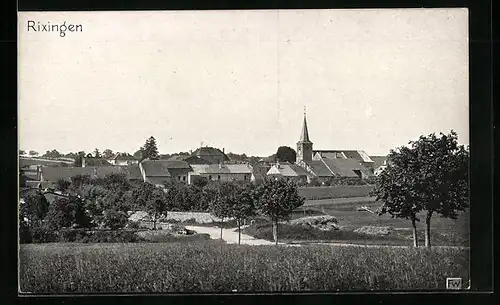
xmin=127 ymin=221 xmax=140 ymax=229
xmin=30 ymin=225 xmax=58 ymax=243
xmin=102 ymin=209 xmax=129 ymax=230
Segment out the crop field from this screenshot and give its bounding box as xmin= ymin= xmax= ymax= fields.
xmin=19 ymin=242 xmax=469 ymax=293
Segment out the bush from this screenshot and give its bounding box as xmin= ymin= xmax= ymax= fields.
xmin=127 ymin=221 xmax=140 ymax=229
xmin=30 ymin=225 xmax=58 ymax=243
xmin=103 ymin=209 xmax=129 ymax=230
xmin=242 ymin=223 xmax=396 ymax=242
xmin=80 ymin=230 xmax=142 ymax=243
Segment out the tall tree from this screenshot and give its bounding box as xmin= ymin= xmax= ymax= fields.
xmin=73 ymin=151 xmax=86 ymax=167
xmin=228 ymin=184 xmax=256 ymax=244
xmin=411 ymin=131 xmax=469 ymax=248
xmin=208 ymin=182 xmax=236 ymax=239
xmin=102 ymin=149 xmax=114 ymax=159
xmin=371 ymin=146 xmax=423 ymax=247
xmin=19 ymin=149 xmax=26 ymax=156
xmin=275 ymin=146 xmax=296 ymax=163
xmin=20 ymin=191 xmax=49 ymax=228
xmin=254 ymin=179 xmax=304 ymax=245
xmin=28 ymin=150 xmax=39 ymax=157
xmin=373 ymin=131 xmax=469 ymax=248
xmin=142 ymin=136 xmax=159 ymax=160
xmin=93 ymin=148 xmax=101 ymax=158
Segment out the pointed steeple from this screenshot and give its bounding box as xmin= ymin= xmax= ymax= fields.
xmin=299 ymin=108 xmax=311 ymax=143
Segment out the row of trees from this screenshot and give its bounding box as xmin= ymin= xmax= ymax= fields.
xmin=373 ymin=131 xmax=469 ymax=248
xmin=209 ymin=179 xmax=304 ymax=245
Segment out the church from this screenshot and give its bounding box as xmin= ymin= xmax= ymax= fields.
xmin=292 ymin=111 xmax=380 ymax=183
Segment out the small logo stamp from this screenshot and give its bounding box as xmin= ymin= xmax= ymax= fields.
xmin=446 ymin=278 xmax=462 ymax=289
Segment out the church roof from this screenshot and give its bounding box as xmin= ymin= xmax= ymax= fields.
xmin=304 ymin=160 xmax=334 ymax=177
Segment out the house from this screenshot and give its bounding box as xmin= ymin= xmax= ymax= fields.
xmin=188 ymin=164 xmax=254 ymax=184
xmin=295 ymin=110 xmax=375 ymax=181
xmin=266 ymin=162 xmax=313 ymax=183
xmin=139 ymin=159 xmax=192 ymax=187
xmin=190 ymin=146 xmax=230 ymax=164
xmin=109 ymin=153 xmax=138 ymax=166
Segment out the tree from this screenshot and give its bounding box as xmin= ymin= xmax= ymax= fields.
xmin=44 ymin=198 xmax=75 ymax=230
xmin=373 ymin=131 xmax=469 ymax=248
xmin=73 ymin=151 xmax=85 ymax=167
xmin=208 ymin=182 xmax=236 ymax=239
xmin=228 ymin=184 xmax=256 ymax=244
xmin=371 ymin=146 xmax=423 ymax=247
xmin=133 ymin=149 xmax=144 ymax=161
xmin=134 ymin=182 xmax=168 ymax=230
xmin=20 ymin=191 xmax=49 ymax=227
xmin=93 ymin=148 xmax=101 ymax=158
xmin=56 ymin=179 xmax=71 ymax=194
xmin=102 ymin=149 xmax=114 ymax=159
xmin=276 ymin=146 xmax=296 ymax=163
xmin=28 ymin=150 xmax=39 ymax=157
xmin=102 ymin=209 xmax=129 ymax=229
xmin=142 ymin=136 xmax=159 ymax=160
xmin=19 ymin=149 xmax=26 ymax=156
xmin=254 ymin=179 xmax=304 ymax=245
xmin=43 ymin=149 xmax=62 ymax=158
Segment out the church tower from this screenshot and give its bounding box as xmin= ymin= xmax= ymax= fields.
xmin=296 ymin=109 xmax=313 ymax=163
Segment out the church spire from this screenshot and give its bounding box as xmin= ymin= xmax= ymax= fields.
xmin=299 ymin=107 xmax=311 ymax=143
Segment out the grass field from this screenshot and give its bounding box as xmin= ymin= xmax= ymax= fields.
xmin=288 ymin=198 xmax=469 ymax=246
xmin=19 ymin=242 xmax=469 ymax=293
xmin=298 ymin=186 xmax=374 ymax=200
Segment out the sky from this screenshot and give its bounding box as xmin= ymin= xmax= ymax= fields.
xmin=18 ymin=9 xmax=469 ymax=157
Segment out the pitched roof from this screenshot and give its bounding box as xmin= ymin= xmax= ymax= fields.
xmin=369 ymin=156 xmax=388 ymax=169
xmin=113 ymin=153 xmax=137 ymax=161
xmin=321 ymin=158 xmax=364 ymax=178
xmin=304 ymin=160 xmax=333 ymax=177
xmin=140 ymin=160 xmax=192 ymax=177
xmin=140 ymin=160 xmax=171 ymax=177
xmin=192 ymin=147 xmax=230 ymax=160
xmin=313 ymin=150 xmax=373 ymax=163
xmin=288 ymin=164 xmax=314 ymax=177
xmin=190 ymin=164 xmax=253 ymax=175
xmin=126 ymin=164 xmax=143 ymax=180
xmin=41 ymin=167 xmax=94 ymax=181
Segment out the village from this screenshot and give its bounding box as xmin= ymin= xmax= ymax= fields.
xmin=20 ymin=113 xmax=388 ymax=192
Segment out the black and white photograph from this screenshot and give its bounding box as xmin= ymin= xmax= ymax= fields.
xmin=18 ymin=8 xmax=470 ymax=293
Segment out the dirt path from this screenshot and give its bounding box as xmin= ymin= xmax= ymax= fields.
xmin=186 ymin=226 xmax=467 ymax=250
xmin=185 ymin=226 xmax=287 ymax=246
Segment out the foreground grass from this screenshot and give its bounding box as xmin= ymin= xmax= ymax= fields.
xmin=19 ymin=242 xmax=469 ymax=293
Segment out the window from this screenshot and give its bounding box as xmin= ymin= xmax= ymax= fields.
xmin=209 ymin=175 xmax=212 ymax=180
xmin=178 ymin=176 xmax=181 ymax=180
xmin=183 ymin=176 xmax=186 ymax=181
xmin=244 ymin=175 xmax=248 ymax=181
xmin=218 ymin=175 xmax=221 ymax=180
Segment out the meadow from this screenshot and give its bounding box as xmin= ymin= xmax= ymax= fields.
xmin=19 ymin=242 xmax=469 ymax=293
